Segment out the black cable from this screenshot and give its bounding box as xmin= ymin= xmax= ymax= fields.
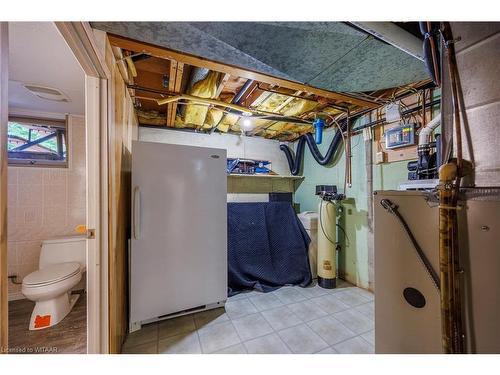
xmin=380 ymin=198 xmax=441 ymax=291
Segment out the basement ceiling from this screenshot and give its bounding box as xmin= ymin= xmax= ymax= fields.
xmin=92 ymin=22 xmax=429 ymax=92
xmin=98 ymin=22 xmax=431 ymax=141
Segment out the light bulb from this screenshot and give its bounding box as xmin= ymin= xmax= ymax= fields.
xmin=241 ymin=118 xmax=254 ymax=131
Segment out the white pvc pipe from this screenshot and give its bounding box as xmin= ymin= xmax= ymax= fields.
xmin=418 ymin=115 xmax=441 ymax=146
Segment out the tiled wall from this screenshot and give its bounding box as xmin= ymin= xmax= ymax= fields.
xmin=7 ymin=115 xmax=86 ymax=300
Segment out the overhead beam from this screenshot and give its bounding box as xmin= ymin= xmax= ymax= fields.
xmin=215 ymin=73 xmax=230 ymax=99
xmin=166 ymin=60 xmax=184 ymax=127
xmin=107 ymin=34 xmax=379 ymax=109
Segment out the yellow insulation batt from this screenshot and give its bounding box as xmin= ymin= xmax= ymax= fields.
xmin=136 ymin=109 xmax=166 ymax=126
xmin=184 ymin=71 xmax=220 ymax=127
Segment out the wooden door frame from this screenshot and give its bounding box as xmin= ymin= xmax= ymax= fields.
xmin=0 ymin=22 xmax=9 ymax=352
xmin=55 ymin=22 xmax=110 ymax=354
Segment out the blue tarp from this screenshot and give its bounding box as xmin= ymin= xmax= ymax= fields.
xmin=227 ymin=202 xmax=312 ymax=296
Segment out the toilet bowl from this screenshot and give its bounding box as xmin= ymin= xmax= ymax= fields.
xmin=21 ymin=236 xmax=86 ymax=330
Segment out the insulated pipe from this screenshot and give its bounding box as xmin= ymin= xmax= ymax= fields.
xmin=418 ymin=114 xmax=441 ymax=146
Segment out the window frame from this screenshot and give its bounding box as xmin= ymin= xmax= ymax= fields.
xmin=7 ymin=115 xmax=69 ymax=168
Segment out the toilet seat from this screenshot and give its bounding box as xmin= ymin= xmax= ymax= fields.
xmin=23 ymin=262 xmax=81 ymax=287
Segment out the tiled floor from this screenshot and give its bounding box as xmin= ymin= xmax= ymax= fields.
xmin=122 ymin=280 xmax=375 ymax=354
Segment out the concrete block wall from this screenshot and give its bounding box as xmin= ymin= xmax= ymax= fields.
xmin=443 ymin=23 xmax=500 ymax=186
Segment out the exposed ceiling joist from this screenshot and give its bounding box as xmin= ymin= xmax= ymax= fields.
xmin=107 ymin=34 xmax=379 ymax=109
xmin=166 ymin=60 xmax=184 ymax=127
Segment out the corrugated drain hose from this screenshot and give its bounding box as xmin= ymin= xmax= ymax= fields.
xmin=280 ymin=123 xmax=345 ymax=175
xmin=380 ymin=198 xmax=440 ymax=291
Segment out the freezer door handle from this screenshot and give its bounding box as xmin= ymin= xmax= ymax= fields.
xmin=133 ymin=186 xmax=141 ymax=240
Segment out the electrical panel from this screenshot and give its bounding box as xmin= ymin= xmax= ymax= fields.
xmin=384 ymin=123 xmax=416 ymax=149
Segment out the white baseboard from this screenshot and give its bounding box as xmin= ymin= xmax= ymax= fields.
xmin=8 ymin=292 xmax=26 ymax=302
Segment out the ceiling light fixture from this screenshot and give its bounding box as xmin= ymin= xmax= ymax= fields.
xmin=241 ymin=118 xmax=254 ymax=131
xmin=22 ymin=83 xmax=70 ymax=102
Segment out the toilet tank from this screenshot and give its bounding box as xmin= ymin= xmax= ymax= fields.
xmin=39 ymin=236 xmax=86 ymax=270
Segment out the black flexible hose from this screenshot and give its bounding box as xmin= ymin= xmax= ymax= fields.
xmin=380 ymin=198 xmax=441 ymax=291
xmin=420 ymin=22 xmax=441 ymax=86
xmin=280 ymin=125 xmax=345 ymax=175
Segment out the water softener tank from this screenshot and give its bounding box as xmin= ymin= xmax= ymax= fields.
xmin=317 ymin=200 xmax=337 ymax=288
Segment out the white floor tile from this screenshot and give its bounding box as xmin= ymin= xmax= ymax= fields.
xmin=277 ymin=324 xmax=329 ymax=354
xmin=273 ymin=286 xmax=307 ymax=304
xmin=244 ymin=333 xmax=292 ymax=354
xmin=307 ymin=315 xmax=357 ymax=346
xmin=316 ymin=346 xmax=338 ymax=354
xmin=354 ymin=301 xmax=375 ymax=319
xmin=335 ymin=289 xmax=371 ymax=307
xmin=295 ymin=284 xmax=329 ymax=298
xmin=261 ymin=305 xmax=303 ymax=331
xmin=232 ymin=312 xmax=274 ymax=341
xmin=198 ymin=321 xmax=241 ymax=353
xmin=249 ymin=293 xmax=285 ymax=312
xmin=287 ymin=300 xmax=329 ymax=322
xmin=361 ymin=330 xmax=375 ymax=346
xmin=225 ymin=298 xmax=258 ymax=319
xmin=214 ymin=343 xmax=248 ymax=354
xmin=310 ymin=294 xmax=350 ymax=314
xmin=333 ymin=336 xmax=374 ymax=354
xmin=332 ymin=309 xmax=374 ymax=335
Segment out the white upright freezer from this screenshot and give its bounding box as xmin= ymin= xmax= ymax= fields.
xmin=130 ymin=141 xmax=227 ymax=331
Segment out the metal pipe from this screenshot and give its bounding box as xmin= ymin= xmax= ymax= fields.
xmin=233 ymin=79 xmax=254 ymax=104
xmin=351 ymin=99 xmax=441 ymax=133
xmin=438 ymin=162 xmax=460 ymax=353
xmin=157 ymin=94 xmax=253 ymax=114
xmin=438 ymin=22 xmax=466 ymax=354
xmin=156 ymin=94 xmax=312 ymax=126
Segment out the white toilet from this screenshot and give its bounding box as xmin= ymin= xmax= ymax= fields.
xmin=21 ymin=236 xmax=86 ymax=330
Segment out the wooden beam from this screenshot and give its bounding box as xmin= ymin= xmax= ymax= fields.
xmin=215 ymin=73 xmax=230 ymax=99
xmin=166 ymin=60 xmax=184 ymax=127
xmin=107 ymin=34 xmax=378 ymax=109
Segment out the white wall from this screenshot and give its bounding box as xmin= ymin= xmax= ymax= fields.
xmin=139 ymin=127 xmax=292 ymax=176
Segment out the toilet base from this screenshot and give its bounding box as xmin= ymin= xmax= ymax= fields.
xmin=29 ymin=292 xmax=80 ymax=330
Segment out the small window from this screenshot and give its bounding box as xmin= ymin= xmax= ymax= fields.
xmin=7 ymin=116 xmax=68 ymax=167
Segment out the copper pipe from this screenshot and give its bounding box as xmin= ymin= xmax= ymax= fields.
xmin=438 ymin=22 xmax=466 ymax=354
xmin=427 ymin=22 xmax=441 ymax=87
